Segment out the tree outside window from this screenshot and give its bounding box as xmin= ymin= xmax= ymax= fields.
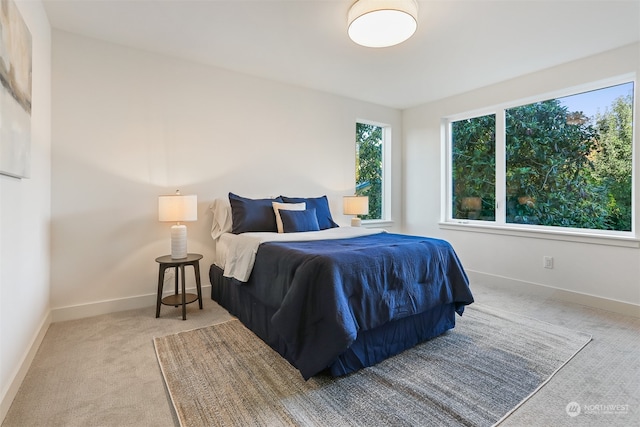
xmin=452 ymin=114 xmax=496 ymax=221
xmin=449 ymin=81 xmax=634 ymax=232
xmin=356 ymin=122 xmax=383 ymax=220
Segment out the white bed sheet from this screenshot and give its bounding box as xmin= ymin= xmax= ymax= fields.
xmin=215 ymin=227 xmax=386 ymax=282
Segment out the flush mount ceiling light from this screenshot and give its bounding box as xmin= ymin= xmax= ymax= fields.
xmin=348 ymin=0 xmax=419 ymax=48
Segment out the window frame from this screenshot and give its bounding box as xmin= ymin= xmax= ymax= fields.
xmin=356 ymin=119 xmax=392 ymax=223
xmin=442 ymin=74 xmax=638 ymax=245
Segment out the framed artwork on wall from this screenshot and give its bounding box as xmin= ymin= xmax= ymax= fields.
xmin=0 ymin=0 xmax=32 ymax=179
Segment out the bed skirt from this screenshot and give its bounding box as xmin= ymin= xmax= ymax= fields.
xmin=209 ymin=264 xmax=457 ymax=377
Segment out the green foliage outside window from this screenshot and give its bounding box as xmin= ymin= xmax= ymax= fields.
xmin=505 ymin=100 xmax=608 ymax=228
xmin=451 ymin=84 xmax=633 ymax=232
xmin=591 ymin=95 xmax=634 ymax=231
xmin=452 ymin=115 xmax=496 ymax=220
xmin=356 ymin=123 xmax=383 ymax=220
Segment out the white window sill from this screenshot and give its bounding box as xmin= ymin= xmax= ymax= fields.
xmin=362 ymin=219 xmax=395 ymax=229
xmin=439 ymin=221 xmax=640 ymax=248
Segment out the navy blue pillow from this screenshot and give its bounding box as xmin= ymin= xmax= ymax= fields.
xmin=280 ymin=208 xmax=320 ymax=233
xmin=280 ymin=195 xmax=338 ymax=230
xmin=228 ymin=192 xmax=283 ymax=234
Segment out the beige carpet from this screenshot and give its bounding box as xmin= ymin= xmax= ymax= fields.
xmin=154 ymin=304 xmax=591 ymax=427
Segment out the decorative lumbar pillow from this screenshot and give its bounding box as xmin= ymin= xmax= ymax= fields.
xmin=272 ymin=201 xmax=306 ymax=233
xmin=280 ymin=195 xmax=339 ymax=230
xmin=279 ymin=208 xmax=321 ymax=233
xmin=228 ymin=192 xmax=283 ymax=234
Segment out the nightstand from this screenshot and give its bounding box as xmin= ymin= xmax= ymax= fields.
xmin=155 ymin=253 xmax=203 ymax=320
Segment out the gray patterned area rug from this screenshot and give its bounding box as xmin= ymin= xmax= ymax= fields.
xmin=154 ymin=304 xmax=591 ymax=427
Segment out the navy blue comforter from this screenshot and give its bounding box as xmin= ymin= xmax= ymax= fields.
xmin=245 ymin=232 xmax=474 ymax=379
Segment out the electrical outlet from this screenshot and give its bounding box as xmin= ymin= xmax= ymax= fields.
xmin=543 ymin=256 xmax=553 ymax=269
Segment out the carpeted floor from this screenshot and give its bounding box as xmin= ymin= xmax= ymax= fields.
xmin=2 ymin=281 xmax=639 ymax=426
xmin=153 ymin=304 xmax=591 ymax=427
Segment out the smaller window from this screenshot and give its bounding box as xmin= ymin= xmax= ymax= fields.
xmin=356 ymin=122 xmax=386 ymax=220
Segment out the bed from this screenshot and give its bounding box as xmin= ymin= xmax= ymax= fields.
xmin=209 ymin=194 xmax=474 ymax=379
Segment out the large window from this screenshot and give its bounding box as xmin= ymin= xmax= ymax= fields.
xmin=356 ymin=122 xmax=388 ymax=220
xmin=448 ymin=80 xmax=635 ymax=234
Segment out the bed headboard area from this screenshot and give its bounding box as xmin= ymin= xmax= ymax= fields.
xmin=210 ymin=192 xmax=340 ymax=240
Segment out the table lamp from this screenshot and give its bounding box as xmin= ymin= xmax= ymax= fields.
xmin=343 ymin=195 xmax=369 ymax=227
xmin=158 ymin=190 xmax=198 ymax=259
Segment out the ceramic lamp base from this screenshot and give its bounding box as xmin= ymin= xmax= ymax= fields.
xmin=351 ymin=217 xmax=362 ymax=227
xmin=170 ymin=224 xmax=188 ymax=259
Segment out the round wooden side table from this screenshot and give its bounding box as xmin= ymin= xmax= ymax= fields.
xmin=155 ymin=253 xmax=203 ymax=320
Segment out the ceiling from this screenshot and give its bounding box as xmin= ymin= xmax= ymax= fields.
xmin=43 ymin=0 xmax=640 ymax=110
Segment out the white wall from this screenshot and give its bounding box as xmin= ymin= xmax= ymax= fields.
xmin=403 ymin=43 xmax=640 ymax=310
xmin=0 ymin=0 xmax=51 ymax=421
xmin=50 ymin=31 xmax=402 ymax=319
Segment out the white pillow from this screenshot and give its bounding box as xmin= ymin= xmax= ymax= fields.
xmin=272 ymin=201 xmax=306 ymax=233
xmin=210 ymin=198 xmax=233 ymax=240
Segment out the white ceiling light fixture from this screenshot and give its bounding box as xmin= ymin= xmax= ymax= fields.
xmin=348 ymin=0 xmax=419 ymax=48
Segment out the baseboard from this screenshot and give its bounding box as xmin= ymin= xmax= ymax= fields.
xmin=467 ymin=270 xmax=640 ymax=318
xmin=51 ymin=285 xmax=212 ymax=323
xmin=1 ymin=310 xmax=52 ymax=424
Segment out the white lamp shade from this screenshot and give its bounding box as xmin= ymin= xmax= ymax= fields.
xmin=348 ymin=0 xmax=418 ymax=48
xmin=158 ymin=194 xmax=198 ymax=222
xmin=343 ymin=196 xmax=370 ymax=216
